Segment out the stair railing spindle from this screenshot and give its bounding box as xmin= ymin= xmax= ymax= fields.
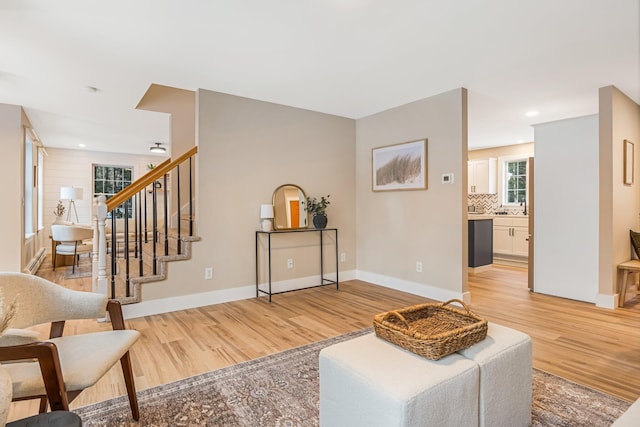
xmin=189 ymin=156 xmax=193 ymax=237
xmin=176 ymin=164 xmax=182 ymax=255
xmin=163 ymin=173 xmax=169 ymax=256
xmin=124 ymin=201 xmax=130 ymax=297
xmin=110 ymin=214 xmax=117 ymax=299
xmin=152 ymin=181 xmax=158 ymax=275
xmin=138 ymin=190 xmax=144 ymax=276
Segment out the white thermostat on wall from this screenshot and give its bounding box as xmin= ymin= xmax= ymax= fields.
xmin=441 ymin=173 xmax=454 ymax=184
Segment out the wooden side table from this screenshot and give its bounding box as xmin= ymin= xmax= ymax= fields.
xmin=617 ymin=260 xmax=640 ymax=307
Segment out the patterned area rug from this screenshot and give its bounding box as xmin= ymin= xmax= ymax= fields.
xmin=62 ymin=257 xmax=92 ymax=279
xmin=63 ymin=267 xmax=92 ymax=279
xmin=74 ymin=328 xmax=630 ymax=426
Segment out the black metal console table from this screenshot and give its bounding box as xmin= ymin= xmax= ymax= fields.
xmin=255 ymin=228 xmax=339 ymax=302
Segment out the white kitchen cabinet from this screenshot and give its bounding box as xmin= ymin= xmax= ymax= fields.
xmin=493 ymin=224 xmax=513 ymax=254
xmin=493 ymin=217 xmax=529 ymax=257
xmin=468 ymin=158 xmax=497 ymax=193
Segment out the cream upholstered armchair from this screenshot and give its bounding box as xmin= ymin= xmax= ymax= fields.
xmin=0 ymin=273 xmax=140 ymax=420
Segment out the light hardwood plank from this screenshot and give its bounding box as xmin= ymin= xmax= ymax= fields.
xmin=8 ymin=260 xmax=640 ymax=421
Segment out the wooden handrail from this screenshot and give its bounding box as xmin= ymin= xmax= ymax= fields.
xmin=106 ymin=146 xmax=198 ymax=211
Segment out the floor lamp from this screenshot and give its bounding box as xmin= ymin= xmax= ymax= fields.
xmin=60 ymin=186 xmax=83 ymax=223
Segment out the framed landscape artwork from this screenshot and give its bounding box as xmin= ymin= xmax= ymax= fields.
xmin=372 ymin=139 xmax=428 ymax=191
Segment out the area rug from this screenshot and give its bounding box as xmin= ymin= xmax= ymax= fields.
xmin=74 ymin=328 xmax=630 ymax=426
xmin=63 ymin=267 xmax=92 ymax=279
xmin=62 ymin=257 xmax=92 ymax=279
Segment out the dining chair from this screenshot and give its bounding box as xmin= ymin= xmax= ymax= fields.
xmin=50 ymin=224 xmax=93 ymax=274
xmin=0 ymin=273 xmax=140 ymax=420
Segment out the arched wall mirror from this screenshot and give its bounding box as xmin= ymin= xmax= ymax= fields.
xmin=272 ymin=184 xmax=308 ymax=230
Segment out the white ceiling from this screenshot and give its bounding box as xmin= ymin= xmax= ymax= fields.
xmin=1 ymin=0 xmax=638 ymax=155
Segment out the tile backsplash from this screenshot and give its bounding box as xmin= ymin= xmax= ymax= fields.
xmin=468 ymin=193 xmax=525 ymax=215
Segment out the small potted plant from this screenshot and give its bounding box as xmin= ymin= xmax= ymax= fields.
xmin=52 ymin=200 xmax=66 ymax=224
xmin=306 ymin=194 xmax=330 ymax=229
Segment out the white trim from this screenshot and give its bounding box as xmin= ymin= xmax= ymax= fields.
xmin=122 ymin=269 xmax=357 ymax=319
xmin=356 ymin=270 xmax=468 ymax=302
xmin=497 ymin=153 xmax=533 ymax=207
xmin=122 ymin=286 xmax=255 ymax=319
xmin=596 ymin=292 xmax=617 ymax=309
xmin=23 ymin=247 xmax=46 ymax=275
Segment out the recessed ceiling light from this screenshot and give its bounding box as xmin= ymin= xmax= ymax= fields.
xmin=150 ymin=142 xmax=166 ymax=153
xmin=78 ymin=143 xmax=86 ymax=148
xmin=525 ymin=111 xmax=539 ymax=117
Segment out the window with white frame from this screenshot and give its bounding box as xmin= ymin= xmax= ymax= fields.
xmin=504 ymin=159 xmax=527 ymax=205
xmin=93 ymin=164 xmax=133 ymax=218
xmin=24 ymin=135 xmax=33 ymax=236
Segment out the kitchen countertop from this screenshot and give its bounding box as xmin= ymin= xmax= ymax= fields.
xmin=468 ymin=214 xmax=493 ymax=220
xmin=467 ymin=214 xmax=529 ymax=220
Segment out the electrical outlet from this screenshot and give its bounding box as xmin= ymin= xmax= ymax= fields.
xmin=340 ymin=252 xmax=346 ymax=262
xmin=416 ymin=261 xmax=423 ymax=273
xmin=287 ymin=258 xmax=294 ymax=269
xmin=204 ymin=267 xmax=213 ymax=280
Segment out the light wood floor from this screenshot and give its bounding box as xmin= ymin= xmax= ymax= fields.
xmin=8 ymin=260 xmax=640 ymax=421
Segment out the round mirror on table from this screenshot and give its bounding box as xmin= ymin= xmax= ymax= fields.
xmin=272 ymin=184 xmax=308 ymax=230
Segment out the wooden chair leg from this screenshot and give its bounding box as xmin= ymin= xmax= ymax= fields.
xmin=52 ymin=251 xmax=56 ymax=271
xmin=38 ymin=397 xmax=47 ymax=413
xmin=72 ymin=243 xmax=78 ymax=274
xmin=120 ymin=351 xmax=139 ymax=421
xmin=620 ymin=270 xmax=630 ymax=307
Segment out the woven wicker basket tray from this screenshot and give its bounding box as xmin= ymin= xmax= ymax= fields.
xmin=373 ymin=299 xmax=488 ymax=360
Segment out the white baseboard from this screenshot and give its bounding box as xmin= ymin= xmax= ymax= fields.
xmin=23 ymin=248 xmax=47 ymax=275
xmin=122 ymin=285 xmax=255 ymax=319
xmin=596 ymin=292 xmax=618 ymax=309
xmin=469 ymin=264 xmax=493 ymax=274
xmin=257 ymin=270 xmax=356 ymax=294
xmin=356 ymin=270 xmax=468 ymax=303
xmin=123 ymin=269 xmax=357 ymax=319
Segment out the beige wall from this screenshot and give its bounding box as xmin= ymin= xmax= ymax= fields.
xmin=136 ymin=84 xmax=195 ymax=158
xmin=355 ymin=88 xmax=469 ymax=301
xmin=136 ymin=84 xmax=196 ymax=226
xmin=0 ymin=104 xmax=25 ymax=271
xmin=598 ymin=86 xmax=640 ymax=303
xmin=141 ymin=89 xmax=356 ymax=301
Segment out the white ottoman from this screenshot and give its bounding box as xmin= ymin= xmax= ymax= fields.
xmin=457 ymin=323 xmax=532 ymax=427
xmin=612 ymin=398 xmax=640 ymax=426
xmin=319 ymin=333 xmax=479 ymax=427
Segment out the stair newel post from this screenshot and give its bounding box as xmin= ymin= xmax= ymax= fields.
xmin=163 ymin=173 xmax=169 ymax=256
xmin=95 ymin=195 xmax=108 ymax=296
xmin=176 ymin=163 xmax=182 ymax=255
xmin=92 ymin=197 xmax=98 ymax=287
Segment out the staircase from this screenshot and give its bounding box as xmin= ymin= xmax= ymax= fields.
xmin=92 ymin=147 xmax=199 ymax=304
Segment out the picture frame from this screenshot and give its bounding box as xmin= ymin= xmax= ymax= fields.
xmin=372 ymin=139 xmax=428 ymax=192
xmin=624 ymin=139 xmax=634 ymax=185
